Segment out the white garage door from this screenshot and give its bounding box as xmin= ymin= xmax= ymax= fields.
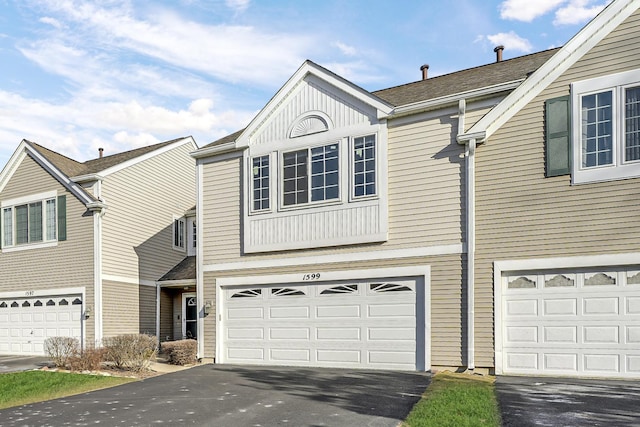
xmin=221 ymin=279 xmax=421 ymax=370
xmin=0 ymin=294 xmax=83 ymax=355
xmin=500 ymin=268 xmax=640 ymax=378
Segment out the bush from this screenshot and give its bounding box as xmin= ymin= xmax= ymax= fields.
xmin=68 ymin=347 xmax=105 ymax=372
xmin=44 ymin=337 xmax=79 ymax=368
xmin=102 ymin=334 xmax=158 ymax=372
xmin=161 ymin=340 xmax=197 ymax=365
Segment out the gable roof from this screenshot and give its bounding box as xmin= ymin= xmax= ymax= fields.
xmin=1 ymin=137 xmax=195 ymax=206
xmin=460 ymin=0 xmax=640 ymax=143
xmin=198 ymin=49 xmax=560 ymax=152
xmin=158 ymin=256 xmax=196 ymax=282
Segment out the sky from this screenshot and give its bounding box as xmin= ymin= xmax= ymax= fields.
xmin=0 ymin=0 xmax=612 ymax=169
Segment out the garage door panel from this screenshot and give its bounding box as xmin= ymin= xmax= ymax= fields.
xmin=228 ymin=307 xmax=263 ymax=320
xmin=0 ymin=294 xmax=83 ymax=356
xmin=502 ymin=267 xmax=640 ymax=378
xmin=223 ymin=279 xmax=420 ymax=370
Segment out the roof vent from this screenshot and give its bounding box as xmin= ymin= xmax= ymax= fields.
xmin=420 ymin=64 xmax=429 ymax=80
xmin=494 ymin=45 xmax=504 ymax=62
xmin=98 ymin=147 xmax=104 ymax=158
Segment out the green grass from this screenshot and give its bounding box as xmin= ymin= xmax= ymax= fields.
xmin=0 ymin=371 xmax=135 ymax=409
xmin=403 ymin=372 xmax=501 ymax=427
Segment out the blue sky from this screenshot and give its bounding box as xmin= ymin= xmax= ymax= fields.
xmin=0 ymin=0 xmax=611 ymax=168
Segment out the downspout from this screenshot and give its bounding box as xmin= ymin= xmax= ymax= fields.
xmin=466 ymin=138 xmax=476 ymax=371
xmin=458 ymin=99 xmax=475 ymax=370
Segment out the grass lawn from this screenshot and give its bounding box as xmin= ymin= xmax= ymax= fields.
xmin=0 ymin=371 xmax=135 ymax=409
xmin=403 ymin=372 xmax=501 ymax=427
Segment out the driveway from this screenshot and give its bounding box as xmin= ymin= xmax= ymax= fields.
xmin=0 ymin=364 xmax=430 ymax=426
xmin=0 ymin=355 xmax=50 ymax=373
xmin=496 ymin=375 xmax=640 ymax=426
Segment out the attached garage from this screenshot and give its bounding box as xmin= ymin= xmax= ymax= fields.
xmin=215 ymin=267 xmax=430 ymax=371
xmin=0 ymin=291 xmax=84 ymax=356
xmin=496 ymin=264 xmax=640 ymax=379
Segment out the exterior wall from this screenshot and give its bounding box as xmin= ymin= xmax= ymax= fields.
xmin=473 ymin=9 xmax=640 ymax=368
xmin=159 ymin=288 xmax=174 ymax=341
xmin=139 ymin=285 xmax=156 ymax=335
xmin=0 ymin=154 xmax=95 ymax=344
xmin=201 ymin=107 xmax=471 ymax=266
xmin=101 ymin=141 xmax=196 ymax=283
xmin=202 ymin=254 xmax=464 ymax=367
xmin=102 ymin=280 xmax=140 ymax=338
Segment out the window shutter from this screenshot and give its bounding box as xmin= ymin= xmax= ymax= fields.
xmin=57 ymin=195 xmax=66 ymax=241
xmin=545 ymin=95 xmax=571 ymax=177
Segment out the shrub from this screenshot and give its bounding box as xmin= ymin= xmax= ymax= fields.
xmin=44 ymin=336 xmax=80 ymax=368
xmin=68 ymin=346 xmax=105 ymax=372
xmin=102 ymin=334 xmax=158 ymax=372
xmin=161 ymin=340 xmax=197 ymax=365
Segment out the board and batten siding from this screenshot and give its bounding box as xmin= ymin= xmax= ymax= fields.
xmin=201 ymin=254 xmax=464 ymax=366
xmin=202 ymin=110 xmax=466 ymax=265
xmin=101 ymin=142 xmax=196 ymax=282
xmin=473 ymin=9 xmax=640 ymax=368
xmin=0 ymin=155 xmax=96 ymax=344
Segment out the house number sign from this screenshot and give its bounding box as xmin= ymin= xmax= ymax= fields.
xmin=302 ymin=273 xmax=321 ymax=281
xmin=25 ymin=291 xmax=35 ymax=296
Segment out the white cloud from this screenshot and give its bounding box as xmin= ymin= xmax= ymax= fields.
xmin=334 ymin=41 xmax=357 ymax=57
xmin=486 ymin=32 xmax=533 ymax=53
xmin=39 ymin=17 xmax=63 ymax=29
xmin=554 ymin=0 xmax=609 ymax=25
xmin=499 ymin=0 xmax=566 ymax=22
xmin=225 ymin=0 xmax=250 ymax=13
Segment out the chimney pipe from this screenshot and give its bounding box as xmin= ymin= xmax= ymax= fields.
xmin=420 ymin=64 xmax=429 ymax=80
xmin=98 ymin=148 xmax=104 ymax=158
xmin=494 ymin=45 xmax=504 ymax=62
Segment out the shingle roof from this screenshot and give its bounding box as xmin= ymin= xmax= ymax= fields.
xmin=158 ymin=256 xmax=196 ymax=282
xmin=26 ymin=137 xmax=188 ymax=177
xmin=372 ymin=48 xmax=560 ymax=106
xmin=202 ymin=48 xmax=560 ymax=149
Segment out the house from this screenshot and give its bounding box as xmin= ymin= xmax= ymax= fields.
xmin=189 ymin=0 xmax=640 ymax=378
xmin=0 ymin=137 xmax=197 ymax=355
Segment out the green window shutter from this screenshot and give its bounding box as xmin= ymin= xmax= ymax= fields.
xmin=545 ymin=95 xmax=571 ymax=177
xmin=57 ymin=195 xmax=67 ymax=241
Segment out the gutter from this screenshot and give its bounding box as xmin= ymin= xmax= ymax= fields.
xmin=190 ymin=141 xmax=240 ymax=159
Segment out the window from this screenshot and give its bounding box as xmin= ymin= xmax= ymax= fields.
xmin=173 ymin=217 xmax=185 ymax=250
xmin=283 ymin=143 xmax=339 ymax=206
xmin=1 ymin=194 xmax=61 ymax=249
xmin=571 ymin=69 xmax=640 ymax=183
xmin=353 ymin=134 xmax=376 ymax=197
xmin=251 ymin=155 xmax=270 ymax=211
xmin=192 ymin=222 xmax=197 ymax=248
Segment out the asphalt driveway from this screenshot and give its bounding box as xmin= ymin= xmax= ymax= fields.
xmin=0 ymin=355 xmax=50 ymax=373
xmin=0 ymin=364 xmax=430 ymax=426
xmin=496 ymin=375 xmax=640 ymax=426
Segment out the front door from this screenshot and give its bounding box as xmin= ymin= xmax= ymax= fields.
xmin=182 ymin=293 xmax=197 ymax=340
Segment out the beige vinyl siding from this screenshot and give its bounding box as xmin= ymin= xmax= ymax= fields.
xmin=201 ymin=111 xmax=467 ymax=266
xmin=101 ymin=142 xmax=196 ymax=282
xmin=473 ymin=8 xmax=640 ymax=368
xmin=159 ymin=288 xmax=174 ymax=341
xmin=102 ymin=280 xmax=140 ymax=337
xmin=139 ymin=285 xmax=156 ymax=335
xmin=173 ymin=296 xmax=182 ymax=340
xmin=201 ymin=254 xmax=464 ymax=366
xmin=0 ymin=155 xmax=95 ymax=344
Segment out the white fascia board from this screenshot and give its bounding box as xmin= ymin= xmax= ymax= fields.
xmin=70 ymin=173 xmax=104 ymax=183
xmin=190 ymin=141 xmax=241 ymax=159
xmin=391 ymin=79 xmax=524 ymax=119
xmin=99 ymin=136 xmax=198 ymax=177
xmin=462 ymin=0 xmax=639 ymax=142
xmin=157 ymin=279 xmax=197 ymax=287
xmin=236 ymin=61 xmax=394 ymax=149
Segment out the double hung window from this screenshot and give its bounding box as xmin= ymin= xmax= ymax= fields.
xmin=173 ymin=217 xmax=185 ymax=250
xmin=353 ymin=135 xmax=376 ymax=198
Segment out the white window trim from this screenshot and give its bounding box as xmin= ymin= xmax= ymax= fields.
xmin=278 ymin=140 xmax=342 ymax=211
xmin=1 ymin=190 xmax=58 ymax=250
xmin=572 ymin=68 xmax=640 ymax=184
xmin=172 ymin=216 xmax=186 ymax=252
xmin=350 ymin=132 xmax=379 ymax=202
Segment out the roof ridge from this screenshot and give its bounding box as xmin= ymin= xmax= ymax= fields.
xmin=82 ymin=136 xmax=188 ymax=166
